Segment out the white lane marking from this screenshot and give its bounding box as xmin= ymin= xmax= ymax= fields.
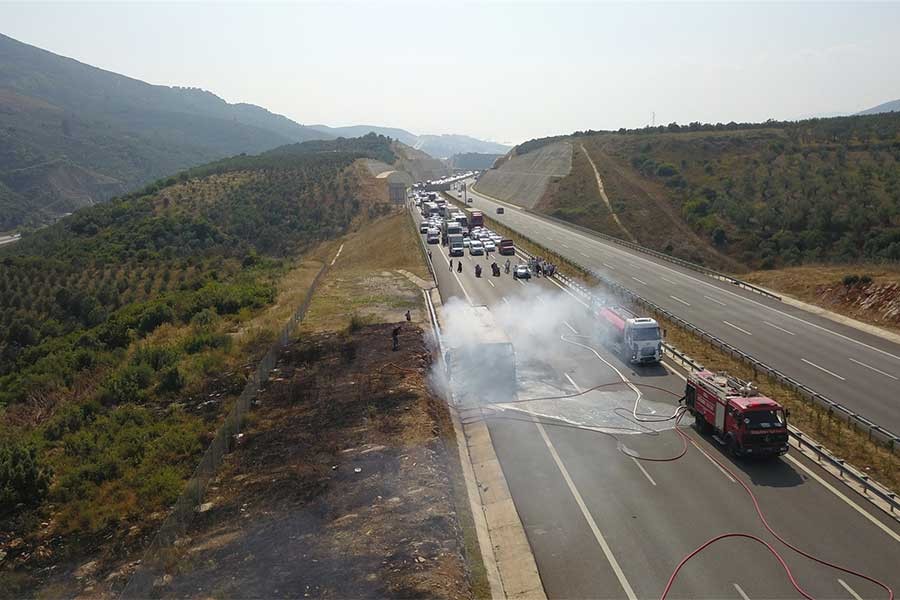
xmin=690 ymin=440 xmax=736 ymax=483
xmin=733 ymin=583 xmax=751 ymax=600
xmin=660 ymin=276 xmax=677 ymax=285
xmin=537 ymin=296 xmax=545 ymax=304
xmin=602 ymin=262 xmax=616 ymax=270
xmin=785 ymin=454 xmax=900 ymax=543
xmin=437 ymin=246 xmax=473 ymax=305
xmin=480 ymin=200 xmax=900 ymax=363
xmin=502 ymin=296 xmax=510 ymax=305
xmin=533 ymin=418 xmax=639 ymax=600
xmin=564 ymin=372 xmax=580 ymax=391
xmin=848 ymin=357 xmax=898 ymax=380
xmin=763 ymin=321 xmax=795 ymax=336
xmin=801 ymin=358 xmax=846 ymax=381
xmin=669 ymin=295 xmax=691 ymax=307
xmin=563 ymin=321 xmax=579 ymax=334
xmin=838 ymin=579 xmax=863 ymax=600
xmin=722 ymin=320 xmax=753 ymax=336
xmin=703 ymin=294 xmax=727 ymax=306
xmin=630 ymin=457 xmax=657 ymax=486
xmin=632 ymin=277 xmax=647 ymax=285
xmin=580 ymin=252 xmax=590 ymax=258
xmin=662 ymin=360 xmax=687 ymax=381
xmin=562 ymin=243 xmax=570 ymax=249
xmin=517 ymin=278 xmax=526 ymax=286
xmin=330 ymin=243 xmax=344 ymax=266
xmin=487 ymin=279 xmax=495 ymax=288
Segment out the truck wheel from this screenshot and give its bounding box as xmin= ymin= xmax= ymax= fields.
xmin=726 ymin=435 xmax=740 ymax=458
xmin=694 ymin=413 xmax=709 ymax=435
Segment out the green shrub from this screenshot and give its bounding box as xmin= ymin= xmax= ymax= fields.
xmin=157 ymin=367 xmax=185 ymax=394
xmin=100 ymin=364 xmax=154 ymax=406
xmin=183 ymin=331 xmax=232 ymax=354
xmin=0 ymin=441 xmax=52 ymax=512
xmin=842 ymin=274 xmax=860 ymax=286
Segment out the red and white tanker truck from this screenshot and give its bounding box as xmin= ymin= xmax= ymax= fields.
xmin=592 ymin=300 xmax=662 ymax=364
xmin=685 ymin=370 xmax=789 ymax=457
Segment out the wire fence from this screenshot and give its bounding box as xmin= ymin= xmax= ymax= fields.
xmin=121 ymin=260 xmax=330 ymax=598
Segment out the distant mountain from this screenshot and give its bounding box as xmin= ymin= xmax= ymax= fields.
xmin=310 ymin=124 xmax=418 ymax=147
xmin=448 ymin=152 xmax=503 ymax=170
xmin=415 ymin=134 xmax=510 ymax=159
xmin=857 ymin=99 xmax=900 ymax=115
xmin=0 ymin=33 xmax=329 ymax=229
xmin=309 ymin=125 xmax=510 ymax=159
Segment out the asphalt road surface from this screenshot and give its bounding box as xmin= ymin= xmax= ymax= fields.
xmin=414 ymin=206 xmax=900 ymax=599
xmin=459 ymin=182 xmax=900 ymax=438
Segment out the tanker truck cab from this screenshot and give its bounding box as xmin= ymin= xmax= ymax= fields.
xmin=685 ymin=370 xmax=789 ymax=457
xmin=593 ymin=300 xmax=662 ymax=364
xmin=625 ymin=317 xmax=662 ymax=364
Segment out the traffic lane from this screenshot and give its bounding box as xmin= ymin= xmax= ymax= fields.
xmin=485 ymin=414 xmax=629 ymax=599
xmin=428 ymin=227 xmax=633 ymax=597
xmin=421 ymin=213 xmax=900 ymax=599
xmin=465 ymin=186 xmax=900 ymax=433
xmin=527 ymin=278 xmax=900 ymax=597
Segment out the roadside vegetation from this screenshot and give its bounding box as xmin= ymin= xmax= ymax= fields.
xmin=743 ymin=265 xmax=900 ymax=334
xmin=515 ymin=113 xmax=900 ymax=271
xmin=0 ymin=135 xmax=395 ymax=594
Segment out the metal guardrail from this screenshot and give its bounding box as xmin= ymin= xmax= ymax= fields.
xmin=548 ymin=270 xmax=900 ymax=517
xmin=476 ymin=208 xmax=900 ymax=455
xmin=122 ymin=259 xmax=330 ymax=597
xmin=469 ymin=182 xmax=780 ymax=300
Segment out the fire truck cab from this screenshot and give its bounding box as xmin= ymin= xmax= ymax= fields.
xmin=685 ymin=370 xmax=789 ymax=457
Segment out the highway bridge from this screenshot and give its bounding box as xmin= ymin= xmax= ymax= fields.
xmin=412 ymin=205 xmax=900 ymax=599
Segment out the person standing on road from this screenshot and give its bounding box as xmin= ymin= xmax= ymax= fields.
xmin=449 ymin=259 xmax=453 ymax=271
xmin=457 ymin=261 xmax=462 ymax=273
xmin=392 ymin=325 xmax=401 ymax=351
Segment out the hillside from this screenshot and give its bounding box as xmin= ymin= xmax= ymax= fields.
xmin=0 ymin=33 xmax=331 ymax=230
xmin=858 ymin=99 xmax=900 ymax=115
xmin=475 ymin=141 xmax=572 ymax=208
xmin=0 ymin=135 xmax=396 ymax=594
xmin=448 ymin=152 xmax=503 ymax=171
xmin=310 ymin=125 xmax=510 ymax=159
xmin=493 ymin=113 xmax=900 ymax=270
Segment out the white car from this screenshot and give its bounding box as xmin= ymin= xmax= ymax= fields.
xmin=469 ymin=240 xmax=485 ymax=256
xmin=483 ymin=240 xmax=496 ymax=252
xmin=463 ymin=238 xmax=471 ymax=248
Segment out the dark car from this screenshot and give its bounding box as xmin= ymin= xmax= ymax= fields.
xmin=496 ymin=207 xmax=505 ymax=214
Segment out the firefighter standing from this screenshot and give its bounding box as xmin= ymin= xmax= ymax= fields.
xmin=391 ymin=325 xmax=401 ymax=351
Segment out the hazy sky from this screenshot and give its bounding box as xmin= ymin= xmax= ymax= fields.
xmin=2 ymin=1 xmax=899 ymax=144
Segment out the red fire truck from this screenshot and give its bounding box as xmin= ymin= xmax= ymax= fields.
xmin=685 ymin=370 xmax=789 ymax=457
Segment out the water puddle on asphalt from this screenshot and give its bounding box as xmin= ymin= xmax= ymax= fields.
xmin=492 ymin=360 xmax=688 ymax=435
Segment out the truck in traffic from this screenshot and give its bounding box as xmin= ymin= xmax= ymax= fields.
xmin=592 ymin=301 xmax=662 ymax=364
xmin=498 ymin=239 xmax=515 ymax=256
xmin=444 ymin=305 xmax=517 ymax=407
xmin=467 ymin=209 xmax=484 ymax=228
xmin=685 ymin=370 xmax=789 ymax=457
xmin=448 ymin=233 xmax=464 ymax=257
xmin=442 ymin=220 xmax=462 ymax=244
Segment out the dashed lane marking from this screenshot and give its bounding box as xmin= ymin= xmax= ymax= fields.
xmin=722 ymin=320 xmax=753 ymax=336
xmin=763 ymin=321 xmax=794 ymax=335
xmin=801 ymin=358 xmax=846 ymax=381
xmin=848 ymin=357 xmax=897 ymax=380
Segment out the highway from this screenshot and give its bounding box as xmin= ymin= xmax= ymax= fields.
xmin=459 ymin=182 xmax=900 ymax=437
xmin=414 ymin=206 xmax=900 ymax=599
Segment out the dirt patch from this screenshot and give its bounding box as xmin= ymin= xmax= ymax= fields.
xmin=745 ymin=265 xmax=900 ymax=335
xmin=151 ymin=324 xmax=474 ymax=599
xmin=476 ymin=142 xmax=572 ymax=208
